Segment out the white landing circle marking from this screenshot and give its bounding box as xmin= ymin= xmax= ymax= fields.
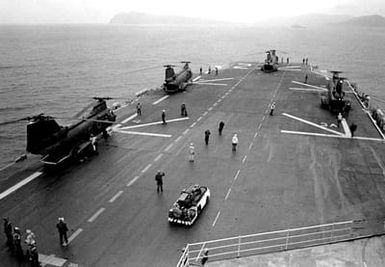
xmin=141 ymin=164 xmax=152 ymax=173
xmin=212 ymin=211 xmax=221 ymax=227
xmin=0 ymin=171 xmax=42 ymax=200
xmin=127 ymin=176 xmax=140 ymax=187
xmin=88 ymin=208 xmax=105 ymax=223
xmin=152 ymin=95 xmax=169 ymax=105
xmin=67 ymin=228 xmax=83 ymax=244
xmin=109 ymin=190 xmax=124 ymax=203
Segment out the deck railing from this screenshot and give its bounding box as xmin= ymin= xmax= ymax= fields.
xmin=176 ymin=220 xmax=355 ymax=267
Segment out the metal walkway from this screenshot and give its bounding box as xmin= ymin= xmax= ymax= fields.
xmin=177 ymin=220 xmax=355 ymax=266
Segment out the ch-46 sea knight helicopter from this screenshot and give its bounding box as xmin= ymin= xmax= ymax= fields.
xmin=0 ymin=97 xmax=116 ymax=165
xmin=163 ymin=61 xmax=193 ymax=93
xmin=261 ymin=49 xmax=280 ymax=73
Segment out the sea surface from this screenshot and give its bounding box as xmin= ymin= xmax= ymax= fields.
xmin=1 ymin=24 xmax=385 ymax=169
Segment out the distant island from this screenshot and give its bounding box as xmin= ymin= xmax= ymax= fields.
xmin=340 ymin=14 xmax=385 ymax=27
xmin=110 ymin=12 xmax=230 ymax=25
xmin=110 ymin=12 xmax=385 ymax=27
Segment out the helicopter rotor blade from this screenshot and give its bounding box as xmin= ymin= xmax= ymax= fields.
xmin=73 ymin=102 xmax=95 ymax=119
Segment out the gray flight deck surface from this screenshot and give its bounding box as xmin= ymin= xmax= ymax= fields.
xmin=1 ymin=62 xmax=385 ymax=266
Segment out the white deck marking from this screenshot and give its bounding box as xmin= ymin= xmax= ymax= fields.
xmin=197 ymin=77 xmax=234 ymax=82
xmin=109 ymin=190 xmax=124 ymax=203
xmin=225 ymin=188 xmax=232 ymax=200
xmin=0 ymin=162 xmax=15 ymax=172
xmin=291 ymin=81 xmax=327 ymax=91
xmin=121 ymin=114 xmax=138 ymax=124
xmin=248 ymin=142 xmax=253 ymax=150
xmin=208 ymin=107 xmax=213 ymax=111
xmin=289 ymin=87 xmax=327 ymax=92
xmin=0 ymin=171 xmax=42 ymax=200
xmin=203 ymin=111 xmax=208 ymax=116
xmin=212 ymin=211 xmax=221 ymax=227
xmin=115 ymin=130 xmax=172 ymax=138
xmin=281 ymin=130 xmax=385 ymax=142
xmin=175 ymin=136 xmax=182 ymax=143
xmin=67 ymin=228 xmax=83 ymax=244
xmin=217 ymin=99 xmax=222 ymax=103
xmin=262 ymin=116 xmax=265 ymax=121
xmin=258 ymin=124 xmax=262 ymax=130
xmin=197 ymin=116 xmax=202 ymax=122
xmin=234 ymin=170 xmax=240 ymax=181
xmin=141 ymin=164 xmax=152 ymax=173
xmin=213 ymin=102 xmax=218 ymax=107
xmin=233 ymin=66 xmax=248 ymax=69
xmin=221 ymin=95 xmax=226 ymax=99
xmin=193 ymin=76 xmax=201 ymax=82
xmin=183 ymin=129 xmax=190 ymax=135
xmin=242 ymin=155 xmax=247 ymax=164
xmin=127 ymin=176 xmax=140 ymax=187
xmin=88 ymin=208 xmax=105 ymax=223
xmin=254 ymin=132 xmax=258 ymax=138
xmin=154 ymin=153 xmax=164 ymax=162
xmin=282 ymin=113 xmax=344 ymax=136
xmin=164 ymin=143 xmax=174 ymax=152
xmin=152 ymin=95 xmax=169 ymax=105
xmin=341 ymin=118 xmax=351 ymax=137
xmin=119 ymin=117 xmax=189 ymax=129
xmin=195 ymin=82 xmax=228 ymax=86
xmin=190 ymin=122 xmax=197 ymax=128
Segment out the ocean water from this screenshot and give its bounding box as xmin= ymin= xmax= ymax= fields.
xmin=1 ymin=24 xmax=384 ymax=169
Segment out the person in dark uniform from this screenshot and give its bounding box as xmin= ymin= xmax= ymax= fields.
xmin=155 ymin=170 xmax=165 ymax=192
xmin=161 ymin=110 xmax=167 ymax=125
xmin=181 ymin=103 xmax=188 ymax=117
xmin=30 ymin=243 xmax=39 ymax=267
xmin=270 ymin=102 xmax=276 ymax=116
xmin=13 ymin=227 xmax=23 ymax=257
xmin=204 ymin=129 xmax=211 ymax=145
xmin=305 ymin=74 xmax=308 ymax=84
xmin=200 ymin=67 xmax=202 ymax=75
xmin=3 ymin=217 xmax=13 ymax=249
xmin=136 ymin=102 xmax=142 ymax=116
xmin=201 ymin=249 xmax=209 ymax=265
xmin=218 ymin=121 xmax=225 ymax=135
xmin=350 ymin=123 xmax=357 ymax=137
xmin=56 ymin=217 xmax=69 ymax=246
xmin=208 ymin=66 xmax=211 ymax=74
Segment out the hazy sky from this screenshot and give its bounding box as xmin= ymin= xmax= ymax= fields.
xmin=0 ymin=0 xmax=384 ymax=24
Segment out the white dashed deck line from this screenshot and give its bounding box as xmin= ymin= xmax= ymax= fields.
xmin=242 ymin=155 xmax=247 ymax=164
xmin=208 ymin=107 xmax=213 ymax=111
xmin=258 ymin=124 xmax=262 ymax=130
xmin=88 ymin=208 xmax=105 ymax=223
xmin=262 ymin=116 xmax=266 ymax=121
xmin=67 ymin=228 xmax=83 ymax=244
xmin=213 ymin=102 xmax=218 ymax=107
xmin=0 ymin=171 xmax=42 ymax=200
xmin=234 ymin=170 xmax=240 ymax=181
xmin=121 ymin=114 xmax=138 ymax=124
xmin=183 ymin=129 xmax=190 ymax=135
xmin=164 ymin=143 xmax=174 ymax=152
xmin=203 ymin=111 xmax=208 ymax=116
xmin=282 ymin=113 xmax=344 ymax=136
xmin=175 ymin=136 xmax=182 ymax=142
xmin=212 ymin=211 xmax=221 ymax=227
xmin=197 ymin=116 xmax=202 ymax=122
xmin=115 ymin=130 xmax=172 ymax=138
xmin=190 ymin=122 xmax=197 ymax=128
xmin=254 ymin=132 xmax=258 ymax=138
xmin=127 ymin=176 xmax=140 ymax=187
xmin=141 ymin=164 xmax=152 ymax=173
xmin=109 ymin=190 xmax=124 ymax=203
xmin=225 ymin=188 xmax=232 ymax=200
xmin=248 ymin=142 xmax=253 ymax=150
xmin=154 ymin=154 xmax=164 ymax=162
xmin=152 ymin=95 xmax=169 ymax=105
xmin=119 ymin=117 xmax=189 ymax=130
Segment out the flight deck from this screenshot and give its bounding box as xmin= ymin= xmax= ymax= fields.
xmin=1 ymin=61 xmax=385 ymax=266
